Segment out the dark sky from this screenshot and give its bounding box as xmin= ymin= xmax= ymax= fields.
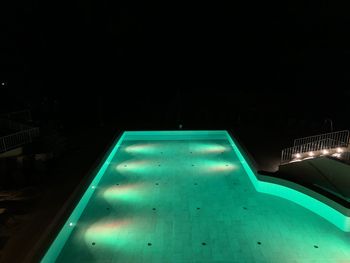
xmin=1 ymin=1 xmax=350 ymax=127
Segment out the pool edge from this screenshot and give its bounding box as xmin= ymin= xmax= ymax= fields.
xmin=36 ymin=130 xmax=228 ymax=263
xmin=34 ymin=129 xmax=350 ymax=263
xmin=225 ymin=130 xmax=350 ymax=232
xmin=31 ymin=131 xmax=126 ymax=263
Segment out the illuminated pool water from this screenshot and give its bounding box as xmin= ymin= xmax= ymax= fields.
xmin=41 ymin=131 xmax=350 ymax=262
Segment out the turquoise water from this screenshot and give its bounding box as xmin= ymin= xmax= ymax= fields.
xmin=42 ymin=131 xmax=350 ymax=262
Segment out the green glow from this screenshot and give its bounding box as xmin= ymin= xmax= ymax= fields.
xmin=41 ymin=130 xmax=350 ymax=263
xmin=122 ymin=130 xmax=228 ymax=141
xmin=197 ymin=159 xmax=238 ymax=173
xmin=115 ymin=160 xmax=155 ymax=174
xmin=40 ymin=132 xmax=127 ymax=263
xmin=102 ymin=183 xmax=150 ymax=203
xmin=124 ymin=143 xmax=159 ymax=154
xmin=191 ymin=142 xmax=229 ymax=154
xmin=84 ymin=219 xmax=132 ymax=247
xmin=225 ymin=131 xmax=350 ymax=232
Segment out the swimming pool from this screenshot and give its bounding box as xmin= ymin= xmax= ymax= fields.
xmin=41 ymin=131 xmax=350 ymax=262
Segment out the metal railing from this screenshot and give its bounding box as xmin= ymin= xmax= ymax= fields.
xmin=294 ymin=130 xmax=349 ymax=147
xmin=281 ymin=131 xmax=350 ymax=164
xmin=0 ymin=127 xmax=40 ymax=153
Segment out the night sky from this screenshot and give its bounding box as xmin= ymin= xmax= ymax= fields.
xmin=2 ymin=3 xmax=350 ymax=262
xmin=1 ymin=1 xmax=350 ymax=128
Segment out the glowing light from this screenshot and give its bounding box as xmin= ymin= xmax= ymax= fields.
xmin=103 ymin=183 xmax=148 ymax=203
xmin=116 ymin=160 xmax=153 ymax=174
xmin=198 ymin=160 xmax=238 ymax=173
xmin=295 ymin=153 xmax=301 ymax=158
xmin=91 ymin=186 xmax=96 ymax=189
xmin=290 ymin=159 xmax=302 ymax=163
xmin=85 ymin=219 xmax=131 ymax=247
xmin=308 ymin=152 xmax=314 ymax=157
xmin=69 ymin=222 xmax=74 ymax=227
xmin=322 ymin=150 xmax=329 ymax=155
xmin=337 ymin=148 xmax=343 ymax=153
xmin=227 ymin=130 xmax=350 ymax=232
xmin=192 ymin=143 xmax=229 ymax=154
xmin=84 ymin=218 xmax=147 ymax=253
xmin=125 ymin=143 xmax=158 ymax=154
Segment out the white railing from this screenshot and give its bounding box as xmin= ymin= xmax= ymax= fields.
xmin=294 ymin=130 xmax=349 ymax=147
xmin=0 ymin=127 xmax=40 ymax=153
xmin=281 ymin=130 xmax=350 ymax=164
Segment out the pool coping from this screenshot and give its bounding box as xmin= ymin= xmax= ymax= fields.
xmin=227 ymin=130 xmax=350 ymax=231
xmin=32 ymin=130 xmax=350 ymax=263
xmin=26 ymin=131 xmax=125 ymax=263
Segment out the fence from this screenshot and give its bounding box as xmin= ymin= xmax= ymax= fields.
xmin=294 ymin=130 xmax=349 ymax=147
xmin=0 ymin=128 xmax=40 ymax=153
xmin=281 ymin=130 xmax=350 ymax=164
